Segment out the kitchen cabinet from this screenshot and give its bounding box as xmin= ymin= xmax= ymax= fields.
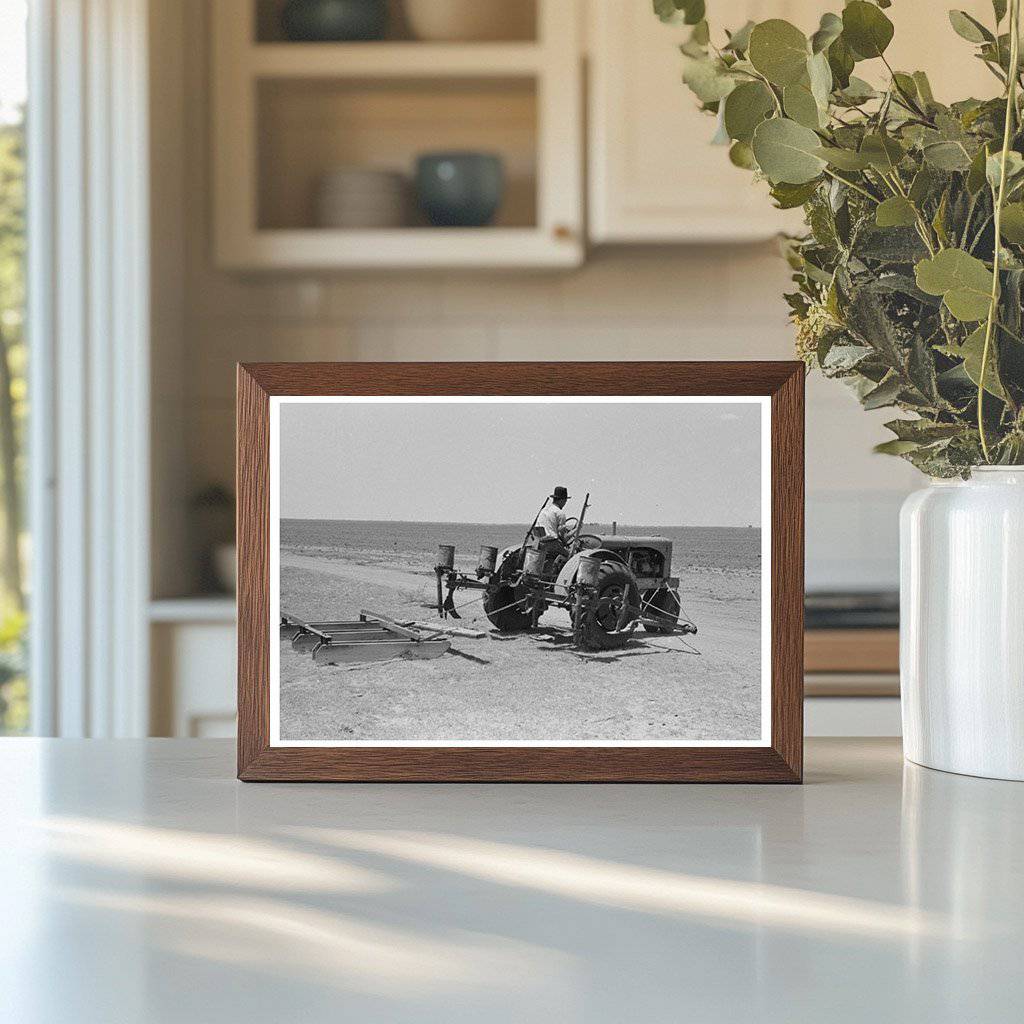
xmin=588 ymin=1 xmax=812 ymax=243
xmin=211 ymin=0 xmax=583 ymax=269
xmin=587 ymin=0 xmax=999 ymax=244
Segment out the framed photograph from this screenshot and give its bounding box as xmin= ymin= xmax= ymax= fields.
xmin=237 ymin=362 xmax=804 ymax=782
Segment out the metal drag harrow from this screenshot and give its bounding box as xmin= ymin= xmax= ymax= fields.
xmin=280 ymin=609 xmax=459 ymax=666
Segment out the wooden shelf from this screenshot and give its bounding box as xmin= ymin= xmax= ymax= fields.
xmin=804 ymin=629 xmax=900 ymax=675
xmin=218 ymin=227 xmax=579 ymax=270
xmin=150 ymin=597 xmax=236 ymax=624
xmin=249 ymin=42 xmax=544 ymax=79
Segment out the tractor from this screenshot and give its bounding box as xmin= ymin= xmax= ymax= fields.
xmin=434 ymin=493 xmax=697 ymax=651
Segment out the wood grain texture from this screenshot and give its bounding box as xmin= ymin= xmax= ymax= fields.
xmin=236 ymin=361 xmax=805 ymax=783
xmin=236 ymin=366 xmax=270 ymax=777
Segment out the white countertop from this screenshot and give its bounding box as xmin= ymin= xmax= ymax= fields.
xmin=2 ymin=738 xmax=1021 ymax=1023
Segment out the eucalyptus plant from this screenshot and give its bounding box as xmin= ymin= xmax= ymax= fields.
xmin=658 ymin=0 xmax=1024 ymax=475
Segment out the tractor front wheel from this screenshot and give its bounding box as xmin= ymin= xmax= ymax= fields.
xmin=573 ymin=563 xmax=640 ymax=651
xmin=484 ymin=584 xmax=533 ymax=632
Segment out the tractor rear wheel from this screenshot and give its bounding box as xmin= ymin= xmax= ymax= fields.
xmin=573 ymin=563 xmax=640 ymax=651
xmin=484 ymin=584 xmax=533 ymax=632
xmin=642 ymin=588 xmax=680 ymax=634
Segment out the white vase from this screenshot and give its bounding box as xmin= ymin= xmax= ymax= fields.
xmin=900 ymin=467 xmax=1024 ymax=780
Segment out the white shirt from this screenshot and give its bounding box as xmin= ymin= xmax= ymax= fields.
xmin=536 ymin=504 xmax=567 ymax=540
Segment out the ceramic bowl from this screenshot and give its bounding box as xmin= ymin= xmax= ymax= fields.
xmin=403 ymin=0 xmax=534 ymax=42
xmin=415 ymin=152 xmax=505 ymax=227
xmin=315 ymin=167 xmax=409 ymax=228
xmin=280 ymin=0 xmax=388 ymax=42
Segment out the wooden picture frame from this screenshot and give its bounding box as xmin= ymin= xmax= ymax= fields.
xmin=237 ymin=362 xmax=804 ymax=782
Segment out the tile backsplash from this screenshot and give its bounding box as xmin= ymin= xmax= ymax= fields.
xmin=175 ymin=247 xmax=917 ymax=593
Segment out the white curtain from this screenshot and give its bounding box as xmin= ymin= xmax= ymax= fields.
xmin=28 ymin=0 xmax=150 ymax=736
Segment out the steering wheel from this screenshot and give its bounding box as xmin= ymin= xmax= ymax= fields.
xmin=562 ymin=516 xmax=579 ymax=530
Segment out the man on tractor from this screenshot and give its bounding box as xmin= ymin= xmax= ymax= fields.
xmin=535 ymin=485 xmax=572 ymax=572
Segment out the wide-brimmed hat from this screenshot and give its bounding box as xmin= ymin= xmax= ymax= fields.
xmin=551 ymin=486 xmax=571 ymax=501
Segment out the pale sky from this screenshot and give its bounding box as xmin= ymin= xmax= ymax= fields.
xmin=278 ymin=399 xmax=763 ymax=527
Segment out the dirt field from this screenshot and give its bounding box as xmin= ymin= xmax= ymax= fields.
xmin=278 ymin=551 xmax=763 ymax=743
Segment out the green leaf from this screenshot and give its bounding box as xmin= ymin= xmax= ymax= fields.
xmin=654 ymin=0 xmax=705 ymax=25
xmin=860 ymin=133 xmax=905 ymax=172
xmin=915 ymin=249 xmax=994 ymax=321
xmin=892 ymin=72 xmax=919 ymax=102
xmin=723 ymin=81 xmax=775 ymax=143
xmin=689 ymin=20 xmax=710 ymax=46
xmin=814 ymin=145 xmax=872 ymax=170
xmin=837 ymin=75 xmax=877 ymax=104
xmin=948 ymin=10 xmax=993 ymax=44
xmin=912 ymin=71 xmax=935 ymax=105
xmin=653 ymin=0 xmax=676 ymax=23
xmin=827 ymin=35 xmax=855 ymax=89
xmin=810 ymin=12 xmax=843 ymax=54
xmin=967 ymin=143 xmax=993 ymax=193
xmin=862 ymin=375 xmax=902 ymax=409
xmin=993 ymin=0 xmax=1008 ymax=24
xmin=923 ymin=141 xmax=973 ymax=171
xmin=932 ymin=190 xmax=950 ymax=247
xmin=909 ymin=165 xmax=936 ymax=205
xmin=783 ymin=83 xmax=822 ymax=128
xmin=724 ymin=20 xmax=755 ymax=53
xmin=710 ymin=107 xmax=730 ymax=145
xmin=908 ymin=335 xmax=940 ymax=402
xmin=986 ymin=150 xmax=1024 ymax=190
xmin=958 ymin=324 xmax=1006 ymax=398
xmin=807 ymin=51 xmax=833 ymax=110
xmin=728 ymin=140 xmax=758 ymax=169
xmin=874 ymin=439 xmax=921 ymax=455
xmin=875 ymin=196 xmax=918 ymax=228
xmin=856 ymin=226 xmax=929 ymax=263
xmin=681 ymin=0 xmax=705 ymax=25
xmin=770 ymin=179 xmax=820 ymax=209
xmin=681 ymin=55 xmax=737 ymax=103
xmin=748 ymin=19 xmax=810 ymax=87
xmin=752 ymin=117 xmax=827 ymax=184
xmin=1000 ymin=202 xmax=1024 ymax=242
xmin=842 ymin=1 xmax=894 ymax=60
xmin=885 ymin=419 xmax=964 ymax=443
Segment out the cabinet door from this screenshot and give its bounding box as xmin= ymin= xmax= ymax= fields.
xmin=588 ymin=1 xmax=814 ymax=243
xmin=588 ymin=1 xmax=1003 ymax=245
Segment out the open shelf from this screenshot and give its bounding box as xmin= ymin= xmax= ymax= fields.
xmin=249 ymin=42 xmax=544 ymax=78
xmin=213 ymin=0 xmax=581 ymax=268
xmin=257 ymin=76 xmax=537 ymax=232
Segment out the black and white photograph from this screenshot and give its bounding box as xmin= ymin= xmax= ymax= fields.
xmin=271 ymin=396 xmax=770 ymax=746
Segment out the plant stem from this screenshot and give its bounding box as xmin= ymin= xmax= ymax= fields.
xmin=821 ymin=167 xmax=879 ymax=203
xmin=979 ymin=0 xmax=1021 ymax=463
xmin=880 ymin=54 xmax=930 ymax=120
xmin=750 ymin=69 xmax=783 ymax=116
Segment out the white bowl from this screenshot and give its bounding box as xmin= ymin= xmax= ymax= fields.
xmin=315 ymin=168 xmax=410 ymax=227
xmin=404 ymin=0 xmax=534 ymax=42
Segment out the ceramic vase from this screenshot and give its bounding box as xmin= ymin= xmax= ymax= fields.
xmin=900 ymin=467 xmax=1024 ymax=780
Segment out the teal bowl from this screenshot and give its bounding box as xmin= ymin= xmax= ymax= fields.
xmin=415 ymin=152 xmax=505 ymax=228
xmin=281 ymin=0 xmax=388 ymax=42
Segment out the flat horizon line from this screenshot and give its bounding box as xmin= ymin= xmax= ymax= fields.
xmin=280 ymin=515 xmax=760 ymax=529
